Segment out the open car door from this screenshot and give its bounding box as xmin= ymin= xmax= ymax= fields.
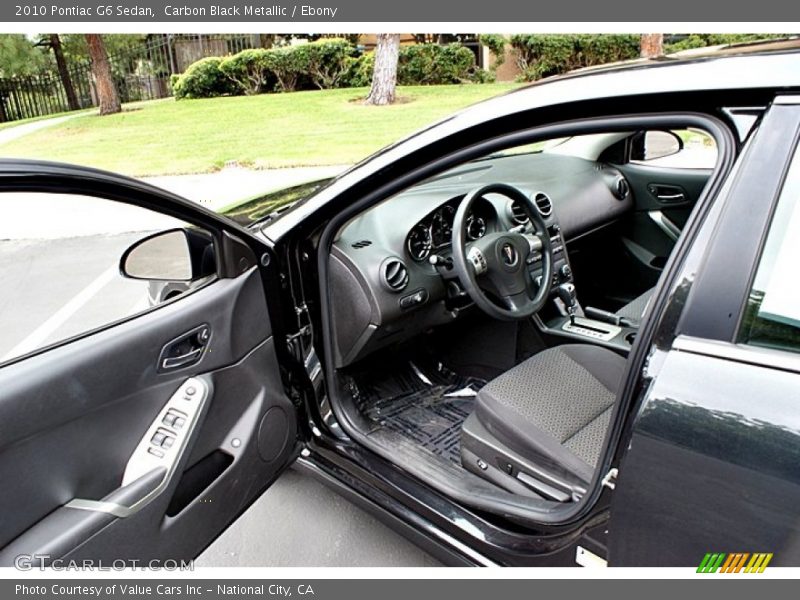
xmin=0 ymin=161 xmax=297 ymax=566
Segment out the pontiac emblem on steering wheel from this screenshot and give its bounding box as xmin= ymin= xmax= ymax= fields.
xmin=501 ymin=243 xmax=518 ymax=267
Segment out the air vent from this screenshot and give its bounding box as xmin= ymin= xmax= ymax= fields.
xmin=382 ymin=259 xmax=409 ymax=292
xmin=615 ymin=177 xmax=630 ymax=200
xmin=534 ymin=192 xmax=553 ymax=217
xmin=509 ymin=200 xmax=529 ymax=224
xmin=351 ymin=239 xmax=372 ymax=249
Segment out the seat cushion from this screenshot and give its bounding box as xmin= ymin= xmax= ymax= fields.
xmin=616 ymin=288 xmax=655 ymax=323
xmin=473 ymin=344 xmax=626 ymax=482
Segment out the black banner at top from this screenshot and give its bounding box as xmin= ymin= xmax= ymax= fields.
xmin=2 ymin=0 xmax=799 ymax=22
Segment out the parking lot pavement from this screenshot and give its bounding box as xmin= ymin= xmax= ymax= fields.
xmin=0 ymin=233 xmax=152 ymax=360
xmin=196 ymin=468 xmax=441 ymax=567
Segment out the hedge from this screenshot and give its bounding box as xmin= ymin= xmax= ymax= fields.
xmin=172 ymin=40 xmax=483 ymax=99
xmin=397 ymin=43 xmax=477 ymax=85
xmin=292 ymin=38 xmax=356 ymax=89
xmin=218 ymin=48 xmax=274 ymax=95
xmin=509 ymin=34 xmax=640 ymax=81
xmin=172 ymin=56 xmax=242 ymax=99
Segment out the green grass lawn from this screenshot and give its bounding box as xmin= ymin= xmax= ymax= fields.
xmin=0 ymin=84 xmax=521 ymax=177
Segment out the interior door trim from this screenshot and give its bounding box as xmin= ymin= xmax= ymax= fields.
xmin=647 ymin=210 xmax=681 ymax=242
xmin=64 ymin=377 xmax=210 ymax=518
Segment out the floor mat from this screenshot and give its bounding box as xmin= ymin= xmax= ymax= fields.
xmin=345 ymin=362 xmax=486 ymax=465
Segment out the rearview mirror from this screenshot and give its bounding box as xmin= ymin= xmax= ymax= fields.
xmin=632 ymin=130 xmax=684 ymax=161
xmin=121 ymin=229 xmax=194 ymax=282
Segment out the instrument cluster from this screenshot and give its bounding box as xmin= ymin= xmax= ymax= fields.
xmin=405 ymin=198 xmax=492 ymax=262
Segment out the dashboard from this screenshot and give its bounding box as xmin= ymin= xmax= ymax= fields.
xmin=328 ymin=151 xmax=633 ymax=368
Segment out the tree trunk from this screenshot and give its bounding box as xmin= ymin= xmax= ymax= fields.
xmin=365 ymin=34 xmax=400 ymax=106
xmin=51 ymin=34 xmax=79 ymax=111
xmin=640 ymin=34 xmax=664 ymax=58
xmin=85 ymin=34 xmax=121 ymax=115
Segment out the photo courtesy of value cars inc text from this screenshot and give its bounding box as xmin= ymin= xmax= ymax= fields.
xmin=14 ymin=4 xmax=340 ymax=18
xmin=15 ymin=584 xmax=314 ymax=597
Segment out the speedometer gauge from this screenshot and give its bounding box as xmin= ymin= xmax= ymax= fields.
xmin=407 ymin=223 xmax=432 ymax=261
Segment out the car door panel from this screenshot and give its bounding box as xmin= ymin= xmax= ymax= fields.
xmin=609 ymin=163 xmax=712 ymax=301
xmin=0 ymin=176 xmax=298 ymax=565
xmin=620 ymin=164 xmax=711 ymax=246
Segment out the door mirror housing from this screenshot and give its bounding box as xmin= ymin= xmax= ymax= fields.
xmin=631 ymin=130 xmax=684 ymax=161
xmin=121 ymin=228 xmax=215 ymax=282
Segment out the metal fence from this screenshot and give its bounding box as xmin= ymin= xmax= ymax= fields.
xmin=0 ymin=34 xmax=261 ymax=123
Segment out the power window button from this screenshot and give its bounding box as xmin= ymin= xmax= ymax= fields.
xmin=151 ymin=432 xmax=166 ymax=447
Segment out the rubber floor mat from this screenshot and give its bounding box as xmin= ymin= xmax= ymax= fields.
xmin=345 ymin=362 xmax=486 ymax=465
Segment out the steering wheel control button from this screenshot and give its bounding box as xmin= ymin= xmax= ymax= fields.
xmin=467 ymin=247 xmax=488 ymax=275
xmin=399 ymin=288 xmax=429 ymax=309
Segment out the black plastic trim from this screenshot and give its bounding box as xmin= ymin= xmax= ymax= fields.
xmin=678 ymin=103 xmax=800 ymax=341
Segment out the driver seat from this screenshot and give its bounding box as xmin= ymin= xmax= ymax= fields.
xmin=460 ymin=344 xmax=626 ymax=500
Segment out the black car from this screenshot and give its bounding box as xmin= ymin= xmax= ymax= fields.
xmin=1 ymin=43 xmax=799 ymax=568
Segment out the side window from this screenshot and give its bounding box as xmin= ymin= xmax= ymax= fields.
xmin=0 ymin=192 xmax=215 ymax=364
xmin=631 ymin=128 xmax=718 ymax=169
xmin=739 ymin=147 xmax=800 ymax=353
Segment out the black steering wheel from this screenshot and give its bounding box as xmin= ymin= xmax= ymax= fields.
xmin=451 ymin=183 xmax=553 ymax=321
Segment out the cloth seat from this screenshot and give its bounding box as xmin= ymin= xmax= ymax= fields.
xmin=467 ymin=344 xmax=627 ymax=483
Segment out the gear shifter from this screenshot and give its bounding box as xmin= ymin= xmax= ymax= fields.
xmin=556 ymin=283 xmax=578 ymax=324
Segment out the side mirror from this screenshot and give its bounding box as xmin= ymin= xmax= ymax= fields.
xmin=121 ymin=229 xmax=210 ymax=282
xmin=631 ymin=130 xmax=684 ymax=161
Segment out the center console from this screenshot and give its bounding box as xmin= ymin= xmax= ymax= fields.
xmin=532 ymin=226 xmax=639 ymax=354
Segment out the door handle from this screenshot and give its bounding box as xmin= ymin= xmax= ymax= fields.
xmin=162 ymin=347 xmax=203 ymax=370
xmin=158 ymin=324 xmax=210 ymax=372
xmin=647 ymin=184 xmax=687 ymax=204
xmin=655 ymin=192 xmax=685 ymax=202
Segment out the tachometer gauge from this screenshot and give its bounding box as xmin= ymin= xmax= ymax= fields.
xmin=431 ymin=205 xmax=455 ymax=246
xmin=407 ymin=223 xmax=432 ymax=261
xmin=466 ymin=215 xmax=487 ymax=240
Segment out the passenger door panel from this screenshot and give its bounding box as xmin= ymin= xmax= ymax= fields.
xmin=614 ymin=163 xmax=711 ymax=298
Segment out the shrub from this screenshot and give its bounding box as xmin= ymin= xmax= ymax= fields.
xmin=219 ymin=48 xmax=274 ymax=95
xmin=262 ymin=46 xmax=306 ymax=92
xmin=398 ymin=43 xmax=476 ymax=85
xmin=291 ymin=38 xmax=356 ymax=89
xmin=341 ymin=52 xmax=375 ymax=87
xmin=510 ymin=34 xmax=639 ymax=81
xmin=172 ymin=57 xmax=241 ymax=99
xmin=479 ymin=34 xmax=507 ymax=70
